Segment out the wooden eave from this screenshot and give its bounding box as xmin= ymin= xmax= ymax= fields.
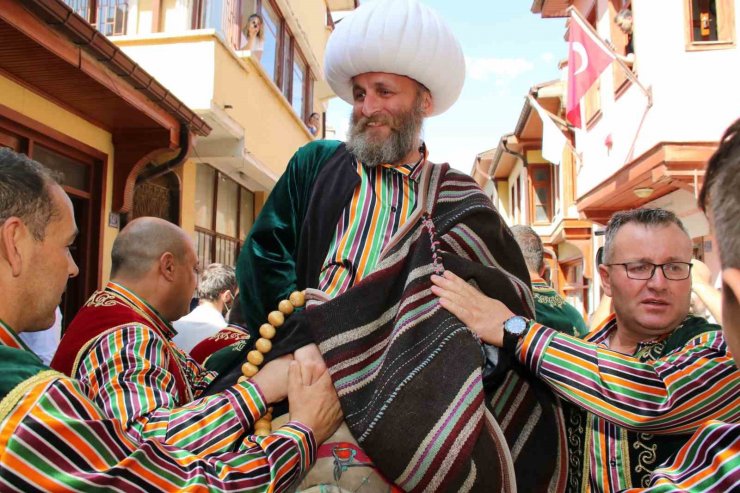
xmin=576 ymin=142 xmax=717 ymax=224
xmin=0 ymin=0 xmax=210 ymax=137
xmin=531 ymin=0 xmax=572 ymax=18
xmin=0 ymin=0 xmax=212 ymax=213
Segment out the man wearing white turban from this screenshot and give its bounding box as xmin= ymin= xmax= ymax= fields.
xmin=221 ymin=0 xmax=564 ymax=491
xmin=237 ymin=0 xmax=466 ymax=356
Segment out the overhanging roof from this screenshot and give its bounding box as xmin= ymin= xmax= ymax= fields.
xmin=577 ymin=142 xmax=716 ymax=224
xmin=0 ymin=0 xmax=210 ymax=137
xmin=531 ymin=0 xmax=574 ymax=18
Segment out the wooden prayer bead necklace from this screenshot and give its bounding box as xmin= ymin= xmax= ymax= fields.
xmin=238 ymin=290 xmax=306 ymax=436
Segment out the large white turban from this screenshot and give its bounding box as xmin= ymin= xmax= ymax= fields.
xmin=325 ymin=0 xmax=465 ymax=116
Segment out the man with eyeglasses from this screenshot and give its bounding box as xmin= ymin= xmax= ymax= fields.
xmin=431 ymin=207 xmax=739 ymax=491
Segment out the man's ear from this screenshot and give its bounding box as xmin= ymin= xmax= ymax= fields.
xmin=722 ymin=268 xmax=740 ymax=309
xmin=598 ymin=264 xmax=613 ymax=297
xmin=0 ymin=218 xmax=28 ymax=277
xmin=421 ymin=91 xmax=434 ymax=117
xmin=160 ymin=252 xmax=176 ymax=282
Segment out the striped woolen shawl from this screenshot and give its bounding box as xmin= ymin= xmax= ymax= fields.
xmin=303 ymin=163 xmax=567 ymax=492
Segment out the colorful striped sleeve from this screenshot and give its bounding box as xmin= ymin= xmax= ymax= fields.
xmin=76 ymin=324 xmax=267 ymax=455
xmin=0 ymin=376 xmax=314 ymax=492
xmin=518 ymin=324 xmax=740 ymax=433
xmin=620 ymin=421 xmax=740 ymax=492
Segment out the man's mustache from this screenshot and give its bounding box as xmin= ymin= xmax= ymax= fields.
xmin=354 ymin=115 xmax=397 ymax=132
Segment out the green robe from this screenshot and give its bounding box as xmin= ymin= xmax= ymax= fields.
xmin=532 ymin=277 xmax=589 ymax=337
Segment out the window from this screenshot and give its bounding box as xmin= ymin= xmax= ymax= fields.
xmin=249 ymin=0 xmax=315 ymax=123
xmin=209 ymin=0 xmax=315 ymax=122
xmin=194 ymin=164 xmax=256 ymax=269
xmin=529 ymin=163 xmax=554 ymax=224
xmin=685 ymin=0 xmax=736 ymax=48
xmin=62 ymin=0 xmax=128 ymax=36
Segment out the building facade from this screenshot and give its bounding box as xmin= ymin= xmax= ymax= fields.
xmin=0 ymin=0 xmax=210 ymax=326
xmin=67 ymin=0 xmax=355 ymax=269
xmin=476 ymin=0 xmax=739 ymax=319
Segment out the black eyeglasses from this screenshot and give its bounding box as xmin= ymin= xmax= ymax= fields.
xmin=605 ymin=262 xmax=693 ymax=281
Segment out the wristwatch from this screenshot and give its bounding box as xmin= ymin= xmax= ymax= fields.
xmin=502 ymin=315 xmax=531 ymax=353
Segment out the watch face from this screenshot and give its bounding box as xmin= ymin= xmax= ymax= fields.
xmin=505 ymin=316 xmax=528 ymax=336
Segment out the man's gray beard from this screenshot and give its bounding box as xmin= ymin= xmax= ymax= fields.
xmin=345 ymin=103 xmax=424 ymax=168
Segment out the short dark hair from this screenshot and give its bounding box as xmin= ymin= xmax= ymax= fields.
xmin=0 ymin=148 xmax=60 ymax=241
xmin=510 ymin=225 xmax=544 ymax=273
xmin=603 ymin=208 xmax=689 ymax=263
xmin=699 ymin=119 xmax=740 ymax=269
xmin=197 ymin=263 xmax=237 ymax=301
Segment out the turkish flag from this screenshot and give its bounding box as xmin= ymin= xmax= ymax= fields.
xmin=566 ymin=11 xmax=615 ymax=128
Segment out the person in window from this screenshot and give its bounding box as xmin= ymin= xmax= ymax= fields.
xmin=307 ymin=112 xmax=321 ymax=137
xmin=614 ymin=8 xmax=635 ymax=66
xmin=242 ymin=13 xmax=264 ymax=62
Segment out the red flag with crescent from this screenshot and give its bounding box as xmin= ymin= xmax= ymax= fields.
xmin=566 ymin=11 xmax=615 ymax=128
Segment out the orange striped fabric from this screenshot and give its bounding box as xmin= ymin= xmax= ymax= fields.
xmin=0 ymin=318 xmax=315 ymax=491
xmin=518 ymin=317 xmax=740 ymax=491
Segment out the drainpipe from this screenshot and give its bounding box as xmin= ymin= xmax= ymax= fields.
xmin=503 ymin=137 xmax=527 ymax=168
xmin=136 ymin=126 xmax=191 ymax=184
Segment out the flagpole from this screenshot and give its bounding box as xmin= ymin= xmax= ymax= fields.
xmin=567 ymin=6 xmax=652 ymax=107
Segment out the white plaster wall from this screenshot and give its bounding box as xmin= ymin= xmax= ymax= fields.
xmin=117 ymin=38 xmax=216 ymax=111
xmin=576 ymin=0 xmax=740 ymax=197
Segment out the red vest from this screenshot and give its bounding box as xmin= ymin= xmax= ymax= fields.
xmin=51 ymin=283 xmax=192 ymax=404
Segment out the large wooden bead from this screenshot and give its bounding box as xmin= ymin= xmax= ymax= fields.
xmin=278 ymin=299 xmax=294 ymax=315
xmin=254 ymin=426 xmax=271 ymax=436
xmin=267 ymin=310 xmax=284 ymax=327
xmin=242 ymin=362 xmax=259 ymax=377
xmin=255 ymin=338 xmax=272 ymax=353
xmin=289 ymin=290 xmax=305 ymax=307
xmin=259 ymin=323 xmax=276 ymax=339
xmin=247 ymin=350 xmax=264 ymax=366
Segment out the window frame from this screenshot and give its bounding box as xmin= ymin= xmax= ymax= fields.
xmin=64 ymin=0 xmax=129 ymax=36
xmin=528 ymin=163 xmax=555 ymax=225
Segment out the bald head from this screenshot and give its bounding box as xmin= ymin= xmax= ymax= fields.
xmin=111 ymin=217 xmax=191 ymax=280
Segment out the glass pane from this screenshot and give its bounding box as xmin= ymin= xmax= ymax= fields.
xmin=62 ymin=0 xmax=91 ymax=20
xmin=97 ymin=0 xmax=128 ymax=36
xmin=216 ymin=174 xmax=238 ymax=236
xmin=691 ymin=0 xmax=718 ymax=41
xmin=33 ymin=145 xmax=89 ymax=191
xmin=239 ymin=188 xmax=255 ymax=240
xmin=533 ymin=168 xmax=549 ymax=181
xmin=281 ymin=32 xmax=292 ymax=96
xmin=535 ymin=205 xmax=549 ymax=223
xmin=292 ymin=53 xmax=305 ymax=117
xmin=261 ymin=1 xmax=280 ymax=82
xmin=195 ymin=164 xmax=215 ymax=228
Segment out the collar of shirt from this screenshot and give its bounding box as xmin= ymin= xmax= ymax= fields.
xmin=530 ymin=276 xmax=550 ymax=290
xmin=357 ymin=146 xmax=426 ymax=183
xmin=0 ymin=318 xmax=30 ymax=350
xmin=586 ymin=313 xmax=674 ymax=352
xmin=105 ymin=281 xmax=177 ymax=340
